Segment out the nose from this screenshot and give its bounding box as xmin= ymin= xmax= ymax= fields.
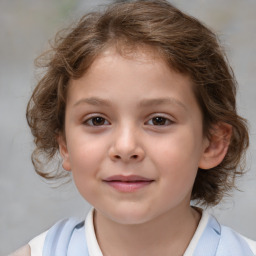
xmin=108 ymin=125 xmax=145 ymax=163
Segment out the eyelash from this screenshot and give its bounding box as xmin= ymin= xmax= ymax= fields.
xmin=83 ymin=116 xmax=110 ymax=126
xmin=146 ymin=116 xmax=173 ymax=126
xmin=83 ymin=115 xmax=174 ymax=127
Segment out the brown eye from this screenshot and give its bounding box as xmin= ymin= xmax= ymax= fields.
xmin=152 ymin=117 xmax=167 ymax=125
xmin=84 ymin=116 xmax=109 ymax=126
xmin=147 ymin=116 xmax=173 ymax=126
xmin=92 ymin=117 xmax=105 ymax=126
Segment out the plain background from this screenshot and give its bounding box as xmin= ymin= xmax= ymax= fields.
xmin=1 ymin=0 xmax=256 ymax=254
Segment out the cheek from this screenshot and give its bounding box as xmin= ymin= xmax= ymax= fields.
xmin=67 ymin=137 xmax=107 ymax=191
xmin=69 ymin=134 xmax=106 ymax=169
xmin=69 ymin=143 xmax=105 ymax=203
xmin=150 ymin=130 xmax=202 ymax=182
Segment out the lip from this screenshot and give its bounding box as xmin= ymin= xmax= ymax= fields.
xmin=103 ymin=175 xmax=154 ymax=193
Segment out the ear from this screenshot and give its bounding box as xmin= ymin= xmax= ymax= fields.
xmin=57 ymin=134 xmax=71 ymax=171
xmin=199 ymin=123 xmax=232 ymax=170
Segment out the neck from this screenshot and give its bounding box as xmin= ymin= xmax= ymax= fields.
xmin=94 ymin=205 xmax=201 ymax=256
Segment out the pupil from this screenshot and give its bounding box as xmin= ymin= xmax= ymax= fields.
xmin=153 ymin=117 xmax=165 ymax=125
xmin=92 ymin=117 xmax=104 ymax=125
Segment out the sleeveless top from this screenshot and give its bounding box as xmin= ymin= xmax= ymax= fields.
xmin=29 ymin=208 xmax=256 ymax=256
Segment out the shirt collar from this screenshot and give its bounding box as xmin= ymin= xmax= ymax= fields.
xmin=85 ymin=207 xmax=214 ymax=256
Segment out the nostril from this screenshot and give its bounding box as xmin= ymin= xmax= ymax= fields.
xmin=111 ymin=154 xmax=141 ymax=161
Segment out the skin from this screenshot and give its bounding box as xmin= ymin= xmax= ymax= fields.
xmin=15 ymin=47 xmax=230 ymax=255
xmin=58 ymin=47 xmax=231 ymax=256
xmin=10 ymin=245 xmax=30 ymax=256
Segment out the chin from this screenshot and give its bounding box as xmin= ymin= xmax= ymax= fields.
xmin=104 ymin=206 xmax=155 ymax=225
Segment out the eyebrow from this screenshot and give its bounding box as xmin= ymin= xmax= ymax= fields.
xmin=139 ymin=98 xmax=187 ymax=111
xmin=73 ymin=97 xmax=112 ymax=107
xmin=73 ymin=97 xmax=187 ymax=111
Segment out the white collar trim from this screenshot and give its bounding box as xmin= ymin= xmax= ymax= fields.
xmin=183 ymin=210 xmax=210 ymax=255
xmin=85 ymin=208 xmax=103 ymax=256
xmin=85 ymin=208 xmax=210 ymax=256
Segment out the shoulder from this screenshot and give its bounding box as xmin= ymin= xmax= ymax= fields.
xmin=28 ymin=230 xmax=47 ymax=256
xmin=219 ymin=225 xmax=256 ymax=255
xmin=8 ymin=217 xmax=88 ymax=256
xmin=42 ymin=218 xmax=86 ymax=255
xmin=241 ymin=235 xmax=256 ymax=255
xmin=193 ymin=210 xmax=256 ymax=256
xmin=9 ymin=245 xmax=31 ymax=256
xmin=27 ymin=218 xmax=82 ymax=255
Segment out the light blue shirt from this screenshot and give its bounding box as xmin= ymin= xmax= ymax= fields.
xmin=42 ymin=211 xmax=256 ymax=256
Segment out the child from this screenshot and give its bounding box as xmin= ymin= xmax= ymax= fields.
xmin=12 ymin=0 xmax=256 ymax=255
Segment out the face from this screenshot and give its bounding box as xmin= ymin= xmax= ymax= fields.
xmin=59 ymin=48 xmax=209 ymax=225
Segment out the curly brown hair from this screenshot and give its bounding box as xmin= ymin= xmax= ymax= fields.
xmin=26 ymin=0 xmax=249 ymax=206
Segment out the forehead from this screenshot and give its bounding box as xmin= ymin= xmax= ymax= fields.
xmin=96 ymin=44 xmax=165 ymax=66
xmin=67 ymin=46 xmax=198 ymax=113
xmin=69 ymin=46 xmax=192 ymax=91
xmin=84 ymin=45 xmax=190 ymax=83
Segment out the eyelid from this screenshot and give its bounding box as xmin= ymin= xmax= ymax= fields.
xmin=145 ymin=113 xmax=175 ymax=126
xmin=82 ymin=113 xmax=111 ymax=126
xmin=81 ymin=113 xmax=175 ymax=126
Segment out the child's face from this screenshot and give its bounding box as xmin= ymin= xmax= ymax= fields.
xmin=59 ymin=48 xmax=209 ymax=224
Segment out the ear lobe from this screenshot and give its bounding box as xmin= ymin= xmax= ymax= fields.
xmin=57 ymin=135 xmax=71 ymax=171
xmin=199 ymin=123 xmax=232 ymax=170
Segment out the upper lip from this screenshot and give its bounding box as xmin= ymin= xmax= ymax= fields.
xmin=103 ymin=175 xmax=154 ymax=182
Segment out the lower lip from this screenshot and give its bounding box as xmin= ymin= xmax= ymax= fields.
xmin=104 ymin=181 xmax=153 ymax=192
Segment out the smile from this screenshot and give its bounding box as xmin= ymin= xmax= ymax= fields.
xmin=103 ymin=175 xmax=154 ymax=192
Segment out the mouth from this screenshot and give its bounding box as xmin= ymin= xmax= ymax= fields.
xmin=103 ymin=175 xmax=154 ymax=192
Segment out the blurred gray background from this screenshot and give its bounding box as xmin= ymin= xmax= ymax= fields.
xmin=1 ymin=0 xmax=256 ymax=254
